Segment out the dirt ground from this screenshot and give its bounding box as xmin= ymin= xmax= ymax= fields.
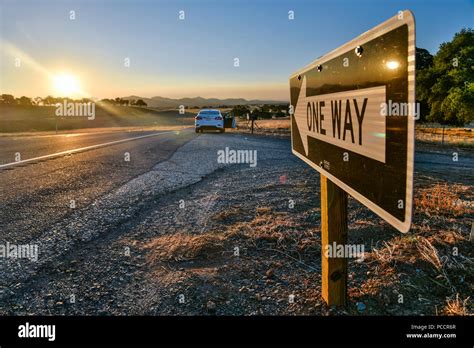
xmin=137 ymin=142 xmax=473 ymax=316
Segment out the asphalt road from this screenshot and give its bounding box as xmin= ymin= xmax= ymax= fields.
xmin=0 ymin=130 xmax=184 ymax=165
xmin=0 ymin=129 xmax=196 ymax=242
xmin=0 ymin=129 xmax=472 ymax=314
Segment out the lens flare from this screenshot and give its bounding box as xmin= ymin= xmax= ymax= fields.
xmin=386 ymin=60 xmax=400 ymax=70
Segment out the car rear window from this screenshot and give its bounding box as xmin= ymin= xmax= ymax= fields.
xmin=199 ymin=110 xmax=220 ymax=116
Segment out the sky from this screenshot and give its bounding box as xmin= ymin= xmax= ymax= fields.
xmin=0 ymin=0 xmax=473 ymax=101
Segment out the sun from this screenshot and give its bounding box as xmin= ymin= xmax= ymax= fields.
xmin=52 ymin=74 xmax=81 ymax=96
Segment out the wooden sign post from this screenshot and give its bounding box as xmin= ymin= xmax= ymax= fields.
xmin=320 ymin=175 xmax=348 ymax=306
xmin=289 ymin=11 xmax=415 ymax=306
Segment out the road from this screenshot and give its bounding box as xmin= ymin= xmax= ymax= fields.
xmin=0 ymin=130 xmax=184 ymax=166
xmin=0 ymin=130 xmax=472 ymax=315
xmin=0 ymin=129 xmax=196 ymax=243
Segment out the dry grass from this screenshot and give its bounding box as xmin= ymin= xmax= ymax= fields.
xmin=232 ymin=118 xmax=290 ymax=135
xmin=441 ymin=294 xmax=471 ymax=316
xmin=415 ymin=183 xmax=471 ymax=216
xmin=145 ymin=206 xmax=319 ymax=264
xmin=248 ymin=118 xmax=290 ymax=130
xmin=367 ymin=231 xmax=469 ymax=290
xmin=369 ymin=235 xmax=416 ymax=265
xmin=212 ymin=206 xmax=247 ymax=222
xmin=416 ymin=236 xmax=443 ymax=270
xmin=233 ymin=206 xmax=304 ymax=246
xmin=416 ymin=127 xmax=474 ymax=146
xmin=368 ymin=232 xmax=468 ymax=269
xmin=144 ymin=232 xmax=227 ymax=262
xmin=367 ymin=227 xmax=473 ymax=315
xmin=0 ymin=104 xmax=194 ymax=133
xmin=142 ymin=188 xmax=473 ymax=315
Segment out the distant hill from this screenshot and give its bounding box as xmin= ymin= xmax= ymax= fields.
xmin=122 ymin=96 xmax=287 ymax=109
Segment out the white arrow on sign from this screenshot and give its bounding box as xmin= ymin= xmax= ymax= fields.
xmin=293 ymin=76 xmax=387 ymax=163
xmin=293 ymin=76 xmax=311 ymax=156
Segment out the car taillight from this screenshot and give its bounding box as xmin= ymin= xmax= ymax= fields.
xmin=215 ymin=116 xmax=223 ymax=120
xmin=195 ymin=116 xmax=202 ymax=120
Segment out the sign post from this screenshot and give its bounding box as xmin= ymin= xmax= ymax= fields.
xmin=321 ymin=175 xmax=348 ymax=306
xmin=289 ymin=10 xmax=415 ymax=306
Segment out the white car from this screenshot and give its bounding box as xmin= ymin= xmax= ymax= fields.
xmin=195 ymin=109 xmax=225 ymax=133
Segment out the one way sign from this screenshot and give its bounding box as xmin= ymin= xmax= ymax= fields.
xmin=290 ymin=10 xmax=416 ymax=232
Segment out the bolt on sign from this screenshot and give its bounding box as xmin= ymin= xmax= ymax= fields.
xmin=290 ymin=10 xmax=415 ymax=232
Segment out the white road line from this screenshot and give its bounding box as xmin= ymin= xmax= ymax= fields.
xmin=0 ymin=130 xmax=180 ymax=170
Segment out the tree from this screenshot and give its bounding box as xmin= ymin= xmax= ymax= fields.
xmin=17 ymin=96 xmax=32 ymax=105
xmin=231 ymin=105 xmax=250 ymax=117
xmin=417 ymin=28 xmax=474 ymax=125
xmin=260 ymin=104 xmax=270 ymax=113
xmin=416 ymin=47 xmax=434 ymax=70
xmin=43 ymin=96 xmax=56 ymax=105
xmin=0 ymin=94 xmax=15 ymax=104
xmin=135 ymin=99 xmax=147 ymax=107
xmin=33 ymin=97 xmax=43 ymax=106
xmin=415 ymin=47 xmax=434 ymax=121
xmin=253 ymin=106 xmax=271 ymax=119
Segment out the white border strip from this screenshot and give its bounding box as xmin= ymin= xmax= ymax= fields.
xmin=290 ymin=10 xmax=415 ymax=233
xmin=0 ymin=130 xmax=179 ymax=169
